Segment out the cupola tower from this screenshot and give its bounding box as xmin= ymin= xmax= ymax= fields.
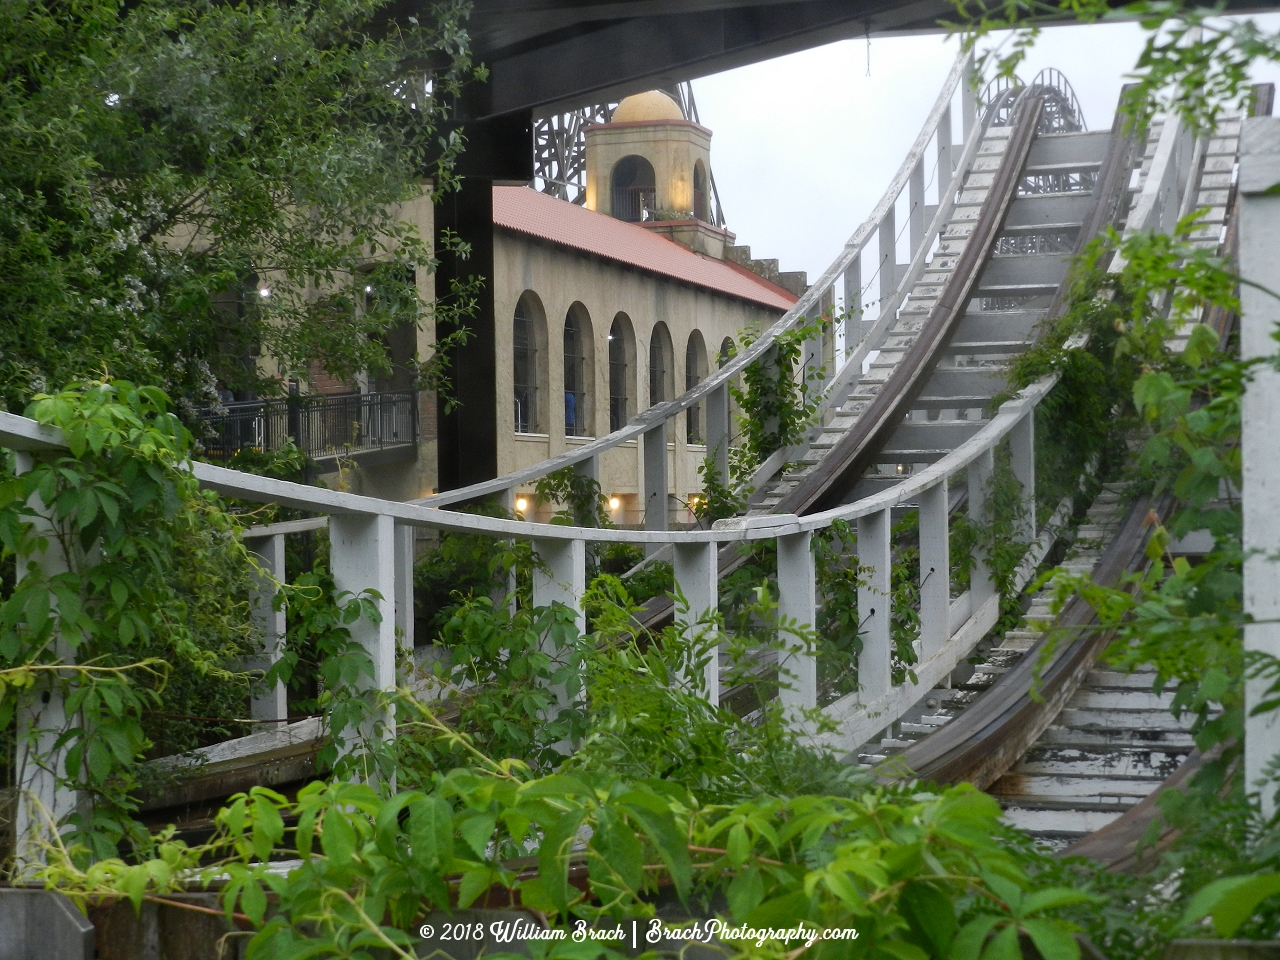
xmin=584 ymin=90 xmax=734 ymax=258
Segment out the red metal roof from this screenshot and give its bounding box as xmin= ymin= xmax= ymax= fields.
xmin=492 ymin=186 xmax=798 ymax=311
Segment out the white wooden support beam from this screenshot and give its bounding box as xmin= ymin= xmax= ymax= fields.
xmin=705 ymin=383 xmax=730 ymax=487
xmin=329 ymin=513 xmax=397 ymax=761
xmin=803 ymin=289 xmax=828 ymax=399
xmin=497 ymin=488 xmax=518 ymax=612
xmin=245 ymin=533 xmax=287 ymax=724
xmin=394 ymin=524 xmax=415 ymax=654
xmin=12 ymin=453 xmax=82 ymax=872
xmin=938 ymin=104 xmax=954 ymax=187
xmin=573 ymin=454 xmax=598 ymax=486
xmin=1009 ymin=413 xmax=1037 ymax=544
xmin=642 ymin=421 xmax=668 ymax=555
xmin=821 ymin=286 xmax=836 ymax=372
xmin=776 ymin=531 xmax=817 ymax=717
xmin=878 ymin=205 xmax=897 ymax=314
xmin=909 ymin=158 xmax=926 ymax=258
xmin=843 ymin=258 xmax=863 ymax=356
xmin=1239 ymin=117 xmax=1280 ymax=816
xmin=673 ymin=542 xmax=719 ymax=704
xmin=963 ymin=52 xmax=978 ymax=142
xmin=918 ymin=481 xmax=950 ymax=659
xmin=532 ymin=538 xmax=586 ymax=715
xmin=857 ymin=508 xmax=892 ymax=703
xmin=968 ymin=448 xmax=997 ymax=611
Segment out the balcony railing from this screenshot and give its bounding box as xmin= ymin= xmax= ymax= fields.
xmin=199 ymin=391 xmax=418 ymax=467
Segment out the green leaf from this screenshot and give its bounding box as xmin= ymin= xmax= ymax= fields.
xmin=457 ymin=868 xmax=495 ymax=909
xmin=900 ymin=880 xmax=957 ymax=956
xmin=459 ymin=812 xmax=497 ymax=860
xmin=240 ymin=881 xmax=268 ymax=926
xmin=1021 ymin=888 xmax=1100 ymax=915
xmin=619 ymin=796 xmax=692 ymax=903
xmin=746 ymin=889 xmax=814 ymax=929
xmin=727 ymin=866 xmax=765 ymax=921
xmin=537 ymin=808 xmax=586 ymax=916
xmin=878 ymin=940 xmax=929 ymax=960
xmin=954 ymin=916 xmax=1003 ymax=960
xmin=727 ymin=823 xmax=751 ymax=867
xmin=984 ymin=922 xmax=1022 ymax=960
xmin=589 ymin=808 xmax=644 ymax=893
xmin=1181 ymin=873 xmax=1280 ymax=937
xmin=320 ymin=809 xmax=357 ymax=866
xmin=1020 ymin=919 xmax=1080 ymax=960
xmin=410 ymin=794 xmax=456 ymax=870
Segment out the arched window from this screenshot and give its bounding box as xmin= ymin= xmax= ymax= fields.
xmin=693 ymin=160 xmax=710 ymax=223
xmin=611 ymin=155 xmax=656 ymax=222
xmin=512 ymin=292 xmax=546 ymax=433
xmin=608 ymin=314 xmax=636 ymax=432
xmin=648 ymin=322 xmax=674 ymax=407
xmin=563 ymin=303 xmax=594 ymax=437
xmin=685 ymin=331 xmax=708 ymax=443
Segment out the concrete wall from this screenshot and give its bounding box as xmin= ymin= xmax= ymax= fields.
xmin=493 ymin=228 xmax=780 ymax=526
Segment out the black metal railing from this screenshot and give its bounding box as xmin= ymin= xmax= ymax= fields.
xmin=612 ymin=185 xmax=656 ymax=223
xmin=199 ymin=391 xmax=418 ymax=464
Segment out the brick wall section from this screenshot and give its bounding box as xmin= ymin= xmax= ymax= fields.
xmin=306 ymin=361 xmax=353 ymax=396
xmin=418 ymin=390 xmax=437 ymax=442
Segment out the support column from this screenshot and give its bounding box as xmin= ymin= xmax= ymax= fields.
xmin=803 ymin=288 xmax=828 ymax=400
xmin=918 ymin=482 xmax=951 ymax=659
xmin=435 ymin=178 xmax=497 ymax=490
xmin=857 ymin=509 xmax=892 ymax=702
xmin=643 ymin=422 xmax=668 ymax=555
xmin=673 ymin=542 xmax=719 ymax=703
xmin=394 ymin=524 xmax=415 ymax=654
xmin=909 ymin=158 xmax=926 ymax=258
xmin=531 ymin=538 xmax=586 ymax=715
xmin=968 ymin=449 xmax=997 ymax=611
xmin=329 ymin=513 xmax=397 ymax=759
xmin=777 ymin=531 xmax=817 ymax=716
xmin=12 ymin=453 xmax=81 ymax=871
xmin=1239 ymin=118 xmax=1280 ymax=815
xmin=843 ymin=257 xmax=863 ymax=356
xmin=963 ymin=52 xmax=978 ymax=142
xmin=705 ymin=383 xmax=731 ymax=484
xmin=1009 ymin=414 xmax=1037 ymax=543
xmin=878 ymin=205 xmax=897 ymax=316
xmin=938 ymin=104 xmax=954 ymax=189
xmin=246 ymin=533 xmax=287 ymax=723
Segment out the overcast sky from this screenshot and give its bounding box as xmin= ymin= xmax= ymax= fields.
xmin=691 ymin=17 xmax=1280 ymax=285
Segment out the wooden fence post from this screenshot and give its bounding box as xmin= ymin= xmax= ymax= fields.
xmin=673 ymin=542 xmax=719 ymax=703
xmin=777 ymin=531 xmax=817 ymax=717
xmin=857 ymin=508 xmax=892 ymax=702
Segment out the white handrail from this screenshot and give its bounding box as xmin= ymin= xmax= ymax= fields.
xmin=0 ymin=373 xmax=1053 ymax=546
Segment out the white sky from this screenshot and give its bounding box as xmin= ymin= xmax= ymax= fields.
xmin=692 ymin=17 xmax=1280 ymax=284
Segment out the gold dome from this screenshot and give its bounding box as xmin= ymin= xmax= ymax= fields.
xmin=611 ymin=90 xmax=683 ymax=123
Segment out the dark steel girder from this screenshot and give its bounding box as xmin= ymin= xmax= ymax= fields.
xmin=391 ymin=0 xmax=1280 ymax=120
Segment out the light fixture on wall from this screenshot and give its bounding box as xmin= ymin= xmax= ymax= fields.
xmin=608 ymin=496 xmax=621 ymax=511
xmin=515 ymin=497 xmax=528 ymax=513
xmin=259 ymin=287 xmax=271 ymax=298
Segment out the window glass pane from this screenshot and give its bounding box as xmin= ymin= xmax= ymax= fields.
xmin=609 ymin=321 xmax=628 ymax=432
xmin=514 ymin=302 xmax=536 ymax=433
xmin=564 ymin=315 xmax=584 ymax=436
